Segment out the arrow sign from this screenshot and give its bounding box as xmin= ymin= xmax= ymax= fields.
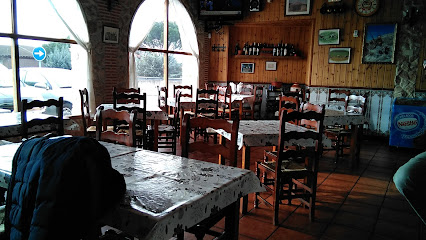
xmin=32 ymin=47 xmax=46 ymax=61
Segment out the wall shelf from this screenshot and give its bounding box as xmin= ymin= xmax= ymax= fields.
xmin=233 ymin=55 xmax=303 ymax=60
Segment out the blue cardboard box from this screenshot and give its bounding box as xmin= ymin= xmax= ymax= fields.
xmin=389 ymin=98 xmax=426 ymax=148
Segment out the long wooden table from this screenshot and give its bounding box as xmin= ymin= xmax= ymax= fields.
xmin=0 ymin=139 xmax=264 ymax=239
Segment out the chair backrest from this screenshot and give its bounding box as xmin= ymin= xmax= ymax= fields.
xmin=181 ymin=114 xmax=240 ymax=166
xmin=21 ymin=97 xmax=64 ymax=139
xmin=96 ymin=107 xmax=137 ymax=147
xmin=79 ymin=88 xmax=91 ymax=136
xmin=195 ymin=88 xmax=219 ymax=119
xmin=174 ymin=85 xmax=192 ymax=98
xmin=113 ymin=87 xmax=141 ymax=104
xmin=275 ymin=107 xmax=325 ymax=178
xmin=300 ymin=102 xmax=325 ymax=131
xmin=346 ymin=94 xmax=367 ymax=115
xmin=254 ymin=86 xmax=263 ymax=104
xmin=282 ymin=91 xmax=304 ymax=103
xmin=157 ymin=86 xmax=168 ymax=111
xmin=204 ymin=82 xmax=217 ymax=91
xmin=328 ymin=89 xmax=350 ymax=103
xmin=217 ymin=85 xmax=228 ymax=103
xmin=113 ymin=92 xmax=147 ymax=148
xmin=279 ymin=95 xmax=300 ymax=117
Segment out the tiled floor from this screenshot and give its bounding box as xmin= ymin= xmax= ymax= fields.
xmin=165 ymin=137 xmax=426 ymax=240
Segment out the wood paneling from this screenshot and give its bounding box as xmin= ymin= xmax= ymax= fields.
xmin=207 ymin=0 xmax=405 ymax=89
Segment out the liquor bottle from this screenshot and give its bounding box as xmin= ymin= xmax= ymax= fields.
xmin=283 ymin=43 xmax=288 ymax=56
xmin=244 ymin=42 xmax=248 ymax=55
xmin=273 ymin=45 xmax=277 ymax=56
xmin=248 ymin=42 xmax=253 ymax=55
xmin=235 ymin=43 xmax=240 ymax=55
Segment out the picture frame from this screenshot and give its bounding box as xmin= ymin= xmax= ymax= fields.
xmin=319 ymin=29 xmax=340 ymax=45
xmin=329 ymin=47 xmax=351 ymax=64
xmin=285 ymin=0 xmax=311 ymax=16
xmin=265 ymin=61 xmax=277 ymax=71
xmin=103 ymin=26 xmax=119 ymax=44
xmin=362 ymin=23 xmax=397 ymax=64
xmin=241 ymin=63 xmax=255 ymax=73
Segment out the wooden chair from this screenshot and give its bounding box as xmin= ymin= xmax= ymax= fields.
xmin=180 ymin=114 xmax=239 ymax=239
xmin=278 ymin=95 xmax=300 ymax=119
xmin=113 ymin=91 xmax=148 ymax=150
xmin=112 ymin=87 xmax=141 ymax=104
xmin=173 ymin=84 xmax=192 ymax=98
xmin=157 ymin=91 xmax=181 ymax=155
xmin=194 ymin=88 xmax=219 ymax=141
xmin=326 ymin=94 xmax=367 ymax=161
xmin=253 ymin=86 xmax=263 ymax=119
xmin=157 ymin=86 xmax=168 ymax=112
xmin=255 ymin=107 xmax=325 ymax=225
xmin=300 ymin=102 xmax=324 ymax=130
xmin=328 ymin=89 xmax=350 ymax=106
xmin=21 ymin=97 xmax=64 ymax=139
xmin=217 ymin=85 xmax=239 ymax=119
xmin=95 ymin=107 xmax=137 ymax=147
xmin=79 ymin=88 xmax=96 ymax=137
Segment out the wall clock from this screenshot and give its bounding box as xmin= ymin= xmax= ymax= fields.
xmin=355 ymin=0 xmax=379 ymax=17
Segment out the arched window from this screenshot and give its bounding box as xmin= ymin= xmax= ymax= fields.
xmin=129 ymin=0 xmax=199 ymax=101
xmin=0 ymin=0 xmax=90 ymax=115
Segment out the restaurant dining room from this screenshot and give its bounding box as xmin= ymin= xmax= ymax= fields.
xmin=0 ymin=0 xmax=425 ymax=239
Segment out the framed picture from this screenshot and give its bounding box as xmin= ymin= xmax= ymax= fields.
xmin=362 ymin=23 xmax=397 ymax=64
xmin=103 ymin=26 xmax=119 ymax=44
xmin=285 ymin=0 xmax=311 ymax=16
xmin=329 ymin=47 xmax=351 ymax=64
xmin=241 ymin=63 xmax=254 ymax=73
xmin=319 ymin=29 xmax=340 ymax=45
xmin=265 ymin=61 xmax=277 ymax=71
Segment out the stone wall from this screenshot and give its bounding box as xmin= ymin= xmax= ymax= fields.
xmin=394 ymin=0 xmax=425 ymax=98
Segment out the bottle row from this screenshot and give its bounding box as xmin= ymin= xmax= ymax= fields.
xmin=234 ymin=42 xmax=300 ymax=57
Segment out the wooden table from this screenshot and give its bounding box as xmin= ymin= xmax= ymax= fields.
xmin=98 ymin=104 xmax=168 ymax=151
xmin=0 ymin=139 xmax=264 ymax=239
xmin=0 ymin=111 xmax=73 ymax=139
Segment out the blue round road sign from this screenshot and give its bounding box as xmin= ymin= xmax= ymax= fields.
xmin=32 ymin=47 xmax=46 ymax=61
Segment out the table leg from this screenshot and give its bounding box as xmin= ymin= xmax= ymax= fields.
xmin=241 ymin=145 xmax=250 ymax=214
xmin=350 ymin=124 xmax=361 ymax=168
xmin=224 ymin=200 xmax=240 ymax=240
xmin=153 ymin=120 xmax=159 ymax=152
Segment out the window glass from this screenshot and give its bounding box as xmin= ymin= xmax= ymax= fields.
xmin=0 ymin=0 xmax=12 ymax=33
xmin=17 ymin=39 xmax=84 ymax=116
xmin=135 ymin=50 xmax=164 ymax=97
xmin=16 ymin=0 xmax=73 ymax=39
xmin=168 ymin=53 xmax=197 ymax=96
xmin=140 ymin=21 xmax=164 ymax=50
xmin=0 ymin=38 xmax=13 ymax=112
xmin=168 ymin=21 xmax=182 ymax=51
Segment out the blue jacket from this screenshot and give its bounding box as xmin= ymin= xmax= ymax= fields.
xmin=5 ymin=136 xmax=126 ymax=240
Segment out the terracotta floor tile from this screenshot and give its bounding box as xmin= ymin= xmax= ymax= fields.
xmin=346 ymin=191 xmax=385 ymax=206
xmin=322 ymin=224 xmax=371 ymax=240
xmin=374 ymin=219 xmax=418 ymax=240
xmin=281 ymin=212 xmax=329 ymax=237
xmin=378 ymin=207 xmax=419 ymax=227
xmin=339 ymin=199 xmax=381 ymax=218
xmin=332 ymin=210 xmax=377 ymax=232
xmin=238 ymin=215 xmax=278 ymax=239
xmin=268 ymin=227 xmax=318 ymax=240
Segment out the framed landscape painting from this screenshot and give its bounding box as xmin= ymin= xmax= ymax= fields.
xmin=319 ymin=29 xmax=340 ymax=45
xmin=329 ymin=47 xmax=351 ymax=64
xmin=285 ymin=0 xmax=311 ymax=16
xmin=241 ymin=63 xmax=254 ymax=73
xmin=362 ymin=23 xmax=397 ymax=64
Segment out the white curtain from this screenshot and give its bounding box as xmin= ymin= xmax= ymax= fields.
xmin=48 ymin=0 xmax=94 ymax=114
xmin=129 ymin=0 xmax=165 ymax=88
xmin=129 ymin=0 xmax=199 ymax=89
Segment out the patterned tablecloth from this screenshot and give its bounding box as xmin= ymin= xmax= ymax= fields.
xmin=99 ymin=104 xmax=168 ymax=121
xmin=0 ymin=112 xmax=75 ymax=138
xmin=215 ymin=120 xmax=332 ymax=150
xmin=0 ymin=139 xmax=264 ymax=240
xmin=323 ymin=109 xmax=368 ymax=126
